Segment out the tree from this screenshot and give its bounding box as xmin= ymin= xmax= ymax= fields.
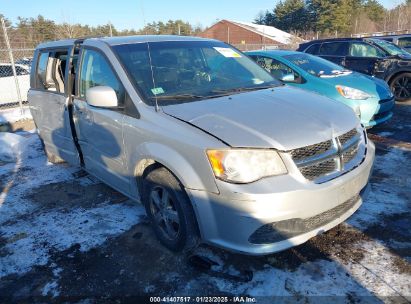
xmin=274 ymin=0 xmax=309 ymax=33
xmin=364 ymin=0 xmax=385 ymax=22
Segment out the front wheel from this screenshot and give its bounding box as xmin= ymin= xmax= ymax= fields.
xmin=142 ymin=166 xmax=199 ymax=252
xmin=390 ymin=72 xmax=411 ymax=102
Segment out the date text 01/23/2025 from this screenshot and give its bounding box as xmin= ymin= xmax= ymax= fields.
xmin=149 ymin=296 xmax=257 ymax=303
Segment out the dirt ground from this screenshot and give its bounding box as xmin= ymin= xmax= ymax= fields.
xmin=0 ymin=102 xmax=410 ymax=303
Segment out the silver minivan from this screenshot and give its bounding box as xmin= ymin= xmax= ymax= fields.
xmin=29 ymin=36 xmax=375 ymax=255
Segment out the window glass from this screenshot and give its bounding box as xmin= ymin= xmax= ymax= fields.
xmin=283 ymin=53 xmax=350 ymax=77
xmin=254 ymin=56 xmax=297 ymax=80
xmin=319 ymin=42 xmax=348 ymax=56
xmin=36 ymin=52 xmax=49 ymax=89
xmin=369 ymin=39 xmax=409 ymax=56
xmin=398 ymin=37 xmax=411 ymax=48
xmin=349 ymin=42 xmax=385 ymax=57
xmin=0 ymin=66 xmax=13 ymax=77
xmin=79 ymin=49 xmax=124 ymax=103
xmin=113 ymin=41 xmax=279 ymax=105
xmin=305 ymin=44 xmax=321 ymax=55
xmin=36 ymin=50 xmax=68 ymax=92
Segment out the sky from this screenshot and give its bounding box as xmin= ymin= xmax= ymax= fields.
xmin=1 ymin=0 xmax=403 ymax=31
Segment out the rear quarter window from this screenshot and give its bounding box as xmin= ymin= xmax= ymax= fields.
xmin=305 ymin=43 xmax=321 ymax=55
xmin=319 ymin=42 xmax=348 ymax=56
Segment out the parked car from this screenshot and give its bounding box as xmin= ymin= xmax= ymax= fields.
xmin=365 ymin=34 xmax=411 ymax=54
xmin=0 ymin=63 xmax=30 ymax=105
xmin=15 ymin=57 xmax=33 ymax=71
xmin=246 ymin=50 xmax=394 ymax=128
xmin=297 ymin=37 xmax=411 ymax=101
xmin=29 ymin=36 xmax=375 ymax=255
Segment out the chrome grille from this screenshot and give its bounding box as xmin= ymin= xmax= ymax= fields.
xmin=289 ymin=128 xmax=364 ymax=183
xmin=300 ymin=159 xmax=336 ymax=180
xmin=342 ymin=144 xmax=359 ymax=164
xmin=339 ymin=128 xmax=357 ymax=146
xmin=291 ymin=140 xmax=332 ymax=161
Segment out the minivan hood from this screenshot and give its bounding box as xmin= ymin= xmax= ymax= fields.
xmin=162 ymin=86 xmax=359 ymax=150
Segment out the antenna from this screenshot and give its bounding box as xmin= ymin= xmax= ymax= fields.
xmin=147 ymin=43 xmax=159 ymax=112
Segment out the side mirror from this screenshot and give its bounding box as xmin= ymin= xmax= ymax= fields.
xmin=281 ymin=73 xmax=295 ymax=82
xmin=86 ymin=86 xmax=118 ymax=108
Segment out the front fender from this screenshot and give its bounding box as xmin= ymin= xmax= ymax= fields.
xmin=129 ymin=142 xmax=219 ymax=198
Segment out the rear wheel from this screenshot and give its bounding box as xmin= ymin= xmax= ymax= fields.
xmin=390 ymin=73 xmax=411 ymax=102
xmin=142 ymin=166 xmax=199 ymax=252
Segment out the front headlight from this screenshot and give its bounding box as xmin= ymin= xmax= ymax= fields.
xmin=336 ymin=85 xmax=371 ymax=100
xmin=206 ymin=149 xmax=287 ymax=183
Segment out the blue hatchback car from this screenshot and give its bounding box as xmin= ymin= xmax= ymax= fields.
xmin=247 ymin=50 xmax=395 ymax=128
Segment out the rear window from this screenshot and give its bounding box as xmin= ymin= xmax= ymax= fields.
xmin=319 ymin=42 xmax=348 ymax=56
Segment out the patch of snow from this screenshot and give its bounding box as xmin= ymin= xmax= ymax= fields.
xmin=0 ymin=132 xmax=27 ymax=162
xmin=377 ymin=131 xmax=394 ymax=137
xmin=343 ymin=241 xmax=411 ymax=298
xmin=348 ymin=147 xmax=409 ymax=227
xmin=144 ymin=285 xmax=156 ymax=293
xmin=0 ymin=135 xmax=76 ymax=225
xmin=41 ymin=280 xmax=60 ymax=297
xmin=0 ymin=133 xmax=145 ymax=278
xmin=0 ymin=107 xmax=32 ymax=124
xmin=231 ymin=21 xmax=298 ymax=45
xmin=201 ymin=259 xmax=375 ymax=299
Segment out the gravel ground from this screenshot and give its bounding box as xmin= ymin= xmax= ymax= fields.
xmin=0 ymin=102 xmax=410 ymax=303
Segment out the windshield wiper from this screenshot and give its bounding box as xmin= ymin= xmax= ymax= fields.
xmin=150 ymin=94 xmax=206 ymax=100
xmin=211 ymin=84 xmax=278 ymax=95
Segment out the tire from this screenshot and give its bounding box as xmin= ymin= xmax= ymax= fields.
xmin=142 ymin=166 xmax=199 ymax=252
xmin=389 ymin=72 xmax=411 ymax=102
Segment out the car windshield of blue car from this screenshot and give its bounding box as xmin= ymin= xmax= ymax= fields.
xmin=370 ymin=39 xmax=411 ymax=57
xmin=283 ymin=53 xmax=352 ymax=78
xmin=113 ymin=41 xmax=280 ymax=105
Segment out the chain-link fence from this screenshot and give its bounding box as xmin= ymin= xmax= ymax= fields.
xmin=0 ymin=17 xmax=35 ymax=112
xmin=0 ymin=48 xmax=34 ymax=109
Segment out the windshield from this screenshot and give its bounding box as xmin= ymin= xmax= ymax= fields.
xmin=370 ymin=39 xmax=410 ymax=57
xmin=113 ymin=41 xmax=280 ymax=105
xmin=283 ymin=53 xmax=350 ymax=77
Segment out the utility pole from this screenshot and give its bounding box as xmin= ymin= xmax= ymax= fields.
xmin=178 ymin=23 xmax=181 ymax=35
xmin=1 ymin=17 xmax=23 ymax=114
xmin=109 ymin=22 xmax=113 ymax=37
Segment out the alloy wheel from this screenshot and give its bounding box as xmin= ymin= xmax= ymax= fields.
xmin=149 ymin=186 xmax=180 ymax=241
xmin=392 ymin=76 xmax=410 ymax=99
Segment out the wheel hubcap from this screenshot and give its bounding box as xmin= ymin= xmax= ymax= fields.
xmin=393 ymin=76 xmax=410 ymax=99
xmin=149 ymin=186 xmax=180 ymax=240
